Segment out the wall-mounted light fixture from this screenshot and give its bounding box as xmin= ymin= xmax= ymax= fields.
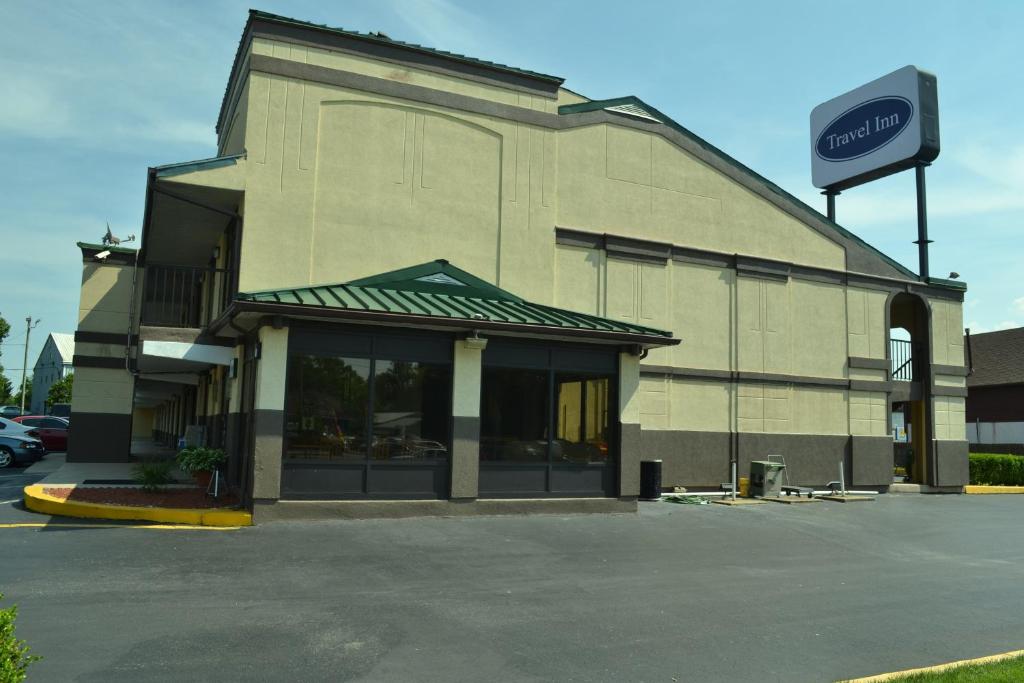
xmin=464 ymin=330 xmax=488 ymax=351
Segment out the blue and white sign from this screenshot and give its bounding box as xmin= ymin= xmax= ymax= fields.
xmin=811 ymin=66 xmax=939 ymax=190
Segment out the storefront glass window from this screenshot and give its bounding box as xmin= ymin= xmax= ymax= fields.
xmin=285 ymin=353 xmax=452 ymax=463
xmin=284 ymin=355 xmax=370 ymax=461
xmin=479 ymin=367 xmax=549 ymax=461
xmin=372 ymin=360 xmax=451 ymax=460
xmin=554 ymin=374 xmax=611 ymax=464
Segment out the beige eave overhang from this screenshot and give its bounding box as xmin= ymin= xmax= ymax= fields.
xmin=141 ymin=155 xmax=245 ymax=268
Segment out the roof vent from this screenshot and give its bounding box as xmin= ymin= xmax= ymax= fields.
xmin=416 ymin=273 xmax=466 ymax=286
xmin=605 ymin=103 xmax=661 ymax=123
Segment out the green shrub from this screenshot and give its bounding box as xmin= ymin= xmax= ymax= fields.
xmin=133 ymin=460 xmax=174 ymax=492
xmin=0 ymin=593 xmax=40 ymax=682
xmin=176 ymin=446 xmax=226 ymax=474
xmin=969 ymin=453 xmax=1024 ymax=486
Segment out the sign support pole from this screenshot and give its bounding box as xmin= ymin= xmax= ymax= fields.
xmin=822 ymin=189 xmax=839 ymax=222
xmin=913 ymin=162 xmax=933 ymax=279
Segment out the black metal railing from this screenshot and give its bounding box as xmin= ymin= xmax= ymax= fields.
xmin=891 ymin=338 xmax=914 ymax=381
xmin=141 ymin=264 xmax=231 ymax=328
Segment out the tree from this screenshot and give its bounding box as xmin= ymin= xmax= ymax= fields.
xmin=0 ymin=315 xmax=10 ymax=405
xmin=46 ymin=373 xmax=73 ymax=408
xmin=0 ymin=592 xmax=41 ymax=681
xmin=11 ymin=377 xmax=30 ymax=412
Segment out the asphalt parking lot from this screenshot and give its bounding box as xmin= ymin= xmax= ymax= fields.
xmin=2 ymin=489 xmax=1024 ymax=682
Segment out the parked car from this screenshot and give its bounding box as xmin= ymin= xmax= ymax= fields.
xmin=12 ymin=415 xmax=69 ymax=451
xmin=49 ymin=403 xmax=71 ymax=418
xmin=0 ymin=433 xmax=46 ymax=468
xmin=0 ymin=416 xmax=40 ymax=440
xmin=0 ymin=406 xmax=21 ymax=419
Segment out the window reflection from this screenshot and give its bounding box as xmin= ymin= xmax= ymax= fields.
xmin=285 ymin=356 xmax=370 ymax=461
xmin=555 ymin=374 xmax=611 ymax=464
xmin=285 ymin=354 xmax=451 ymax=462
xmin=480 ymin=366 xmax=615 ymax=464
xmin=480 ymin=367 xmax=549 ymax=461
xmin=372 ymin=360 xmax=451 ymax=460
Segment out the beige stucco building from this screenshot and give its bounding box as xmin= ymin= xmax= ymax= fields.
xmin=68 ymin=10 xmax=969 ymax=518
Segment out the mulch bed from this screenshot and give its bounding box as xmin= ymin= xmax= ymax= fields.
xmin=44 ymin=486 xmax=239 ymax=509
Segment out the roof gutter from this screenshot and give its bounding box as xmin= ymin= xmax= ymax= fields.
xmin=216 ymin=299 xmax=680 ymax=347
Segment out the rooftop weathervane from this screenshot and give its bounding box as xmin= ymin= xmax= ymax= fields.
xmin=102 ymin=222 xmax=136 ymax=247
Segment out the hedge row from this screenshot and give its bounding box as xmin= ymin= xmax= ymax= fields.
xmin=969 ymin=453 xmax=1024 ymax=486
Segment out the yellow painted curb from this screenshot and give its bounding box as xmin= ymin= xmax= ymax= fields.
xmin=0 ymin=522 xmax=239 ymax=531
xmin=965 ymin=485 xmax=1024 ymax=494
xmin=23 ymin=484 xmax=251 ymax=527
xmin=842 ymin=648 xmax=1024 ymax=681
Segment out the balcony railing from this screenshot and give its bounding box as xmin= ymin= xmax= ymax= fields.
xmin=141 ymin=264 xmax=232 ymax=328
xmin=890 ymin=338 xmax=914 ymax=381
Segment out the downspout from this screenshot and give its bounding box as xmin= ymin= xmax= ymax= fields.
xmin=964 ymin=327 xmax=973 ymax=376
xmin=129 ymin=167 xmax=157 ymax=377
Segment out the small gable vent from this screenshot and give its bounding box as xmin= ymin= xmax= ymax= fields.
xmin=605 ymin=103 xmax=661 ymax=123
xmin=415 ymin=273 xmax=466 ymax=286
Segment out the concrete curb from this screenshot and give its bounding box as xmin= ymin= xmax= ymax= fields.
xmin=964 ymin=485 xmax=1024 ymax=494
xmin=842 ymin=648 xmax=1024 ymax=681
xmin=23 ymin=484 xmax=252 ymax=527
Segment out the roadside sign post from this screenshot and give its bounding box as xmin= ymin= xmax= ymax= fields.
xmin=810 ymin=66 xmax=940 ymax=276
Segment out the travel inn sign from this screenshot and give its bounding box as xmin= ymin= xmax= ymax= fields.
xmin=810 ymin=65 xmax=940 ymax=191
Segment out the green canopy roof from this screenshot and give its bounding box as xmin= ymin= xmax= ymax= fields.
xmin=236 ymin=260 xmax=678 ymax=345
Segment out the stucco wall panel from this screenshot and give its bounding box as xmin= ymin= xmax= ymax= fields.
xmin=311 ymin=102 xmax=501 ymax=284
xmin=606 ymin=258 xmax=638 ymax=321
xmin=667 ymin=379 xmax=732 ymax=432
xmin=849 ymin=391 xmax=887 ymax=436
xmin=557 ymin=125 xmax=844 ymax=271
xmin=554 ymin=245 xmax=602 ymax=315
xmin=931 ymin=300 xmax=965 ymax=367
xmin=737 ymin=277 xmax=791 ymax=375
xmin=639 ymin=375 xmax=669 ymax=430
xmin=792 ymin=387 xmax=847 ymax=435
xmin=78 ymin=263 xmax=134 ymax=333
xmin=846 ymin=288 xmax=888 ymax=359
xmin=671 ymin=262 xmax=733 ymax=370
xmin=934 ymin=396 xmax=966 ymax=441
xmin=71 ymin=367 xmax=134 ymax=415
xmin=790 ymin=280 xmax=846 ymax=378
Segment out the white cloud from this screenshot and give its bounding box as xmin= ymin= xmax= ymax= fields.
xmin=0 ymin=74 xmax=74 ymax=139
xmin=1014 ymin=297 xmax=1024 ymax=314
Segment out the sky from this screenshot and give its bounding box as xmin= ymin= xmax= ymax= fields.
xmin=1 ymin=0 xmax=1022 ymax=388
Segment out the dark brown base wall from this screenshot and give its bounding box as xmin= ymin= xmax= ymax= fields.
xmin=934 ymin=440 xmax=970 ymax=486
xmin=67 ymin=412 xmax=132 ymax=463
xmin=737 ymin=433 xmax=851 ymax=486
xmin=639 ymin=430 xmax=904 ymax=488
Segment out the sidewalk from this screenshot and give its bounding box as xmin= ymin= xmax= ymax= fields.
xmin=31 ymin=456 xmax=190 ymax=487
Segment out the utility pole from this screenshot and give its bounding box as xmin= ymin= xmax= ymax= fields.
xmin=20 ymin=317 xmax=39 ymax=415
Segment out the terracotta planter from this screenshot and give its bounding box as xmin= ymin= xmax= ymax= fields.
xmin=193 ymin=470 xmax=213 ymax=488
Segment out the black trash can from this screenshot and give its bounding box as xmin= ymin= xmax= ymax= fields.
xmin=639 ymin=460 xmax=662 ymax=500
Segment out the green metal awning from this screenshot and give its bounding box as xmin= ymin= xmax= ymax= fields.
xmin=233 ymin=260 xmax=678 ymax=347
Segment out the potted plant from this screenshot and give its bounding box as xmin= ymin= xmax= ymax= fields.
xmin=176 ymin=446 xmax=226 ymax=488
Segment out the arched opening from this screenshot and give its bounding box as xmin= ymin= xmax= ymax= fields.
xmin=889 ymin=293 xmax=931 ymax=484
